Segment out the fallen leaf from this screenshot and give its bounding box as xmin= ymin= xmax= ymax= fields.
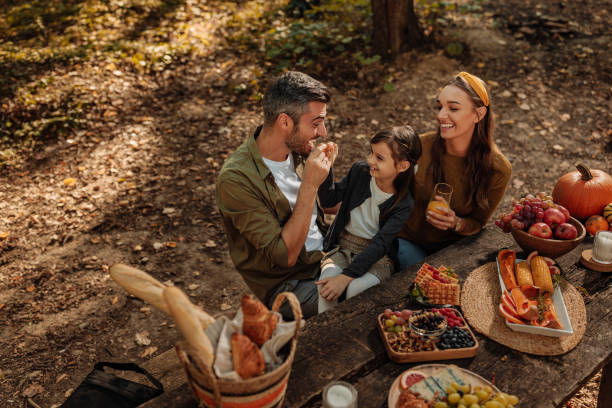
xmin=220 ymin=303 xmax=232 ymax=311
xmin=188 ymin=284 xmax=200 ymax=290
xmin=23 ymin=383 xmax=43 ymax=397
xmin=56 ymin=373 xmax=68 ymax=383
xmin=111 ymin=296 xmax=118 ymax=305
xmin=133 ymin=244 xmax=143 ymax=252
xmin=135 ymin=331 xmax=151 ymax=346
xmin=140 ymin=306 xmax=151 ymax=313
xmin=140 ymin=346 xmax=158 ymax=358
xmin=0 ymin=304 xmax=5 ymax=310
xmin=65 ymin=388 xmax=74 ymax=398
xmin=560 ymin=113 xmax=571 ymax=122
xmin=519 ymin=103 xmax=530 ymax=111
xmin=204 ymin=240 xmax=217 ymax=248
xmin=553 ymin=144 xmax=564 ymax=151
xmin=91 ymin=237 xmax=101 ymax=244
xmin=166 ymin=241 xmax=177 ymax=248
xmin=0 ymin=231 xmax=8 ymax=240
xmin=63 ymin=178 xmax=76 ymax=186
xmin=153 ymin=242 xmax=164 ymax=250
xmin=26 ymin=285 xmax=35 ymax=292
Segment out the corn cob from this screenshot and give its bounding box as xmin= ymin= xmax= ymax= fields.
xmin=530 ymin=256 xmax=554 ymax=294
xmin=515 ymin=261 xmax=534 ymax=287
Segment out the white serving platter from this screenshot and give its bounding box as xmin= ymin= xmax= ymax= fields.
xmin=496 ymin=258 xmax=573 ymax=337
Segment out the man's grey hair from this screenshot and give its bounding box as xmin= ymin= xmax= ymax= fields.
xmin=263 ymin=71 xmax=330 ymax=127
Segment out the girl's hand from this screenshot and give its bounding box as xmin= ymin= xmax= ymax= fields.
xmin=426 ymin=199 xmax=459 ymax=231
xmin=315 ymin=274 xmax=353 ymax=301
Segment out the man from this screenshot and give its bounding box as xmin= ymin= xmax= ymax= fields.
xmin=216 ymin=71 xmax=337 ymax=318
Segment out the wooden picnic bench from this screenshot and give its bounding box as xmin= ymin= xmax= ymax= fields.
xmin=140 ymin=226 xmax=612 ymax=408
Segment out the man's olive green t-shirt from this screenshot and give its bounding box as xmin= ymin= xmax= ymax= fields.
xmin=216 ymin=127 xmax=325 ymax=302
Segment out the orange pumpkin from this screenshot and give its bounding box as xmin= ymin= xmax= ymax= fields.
xmin=552 ymin=163 xmax=612 ymax=220
xmin=585 ymin=215 xmax=609 ymax=236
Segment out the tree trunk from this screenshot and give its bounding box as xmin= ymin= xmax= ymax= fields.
xmin=371 ymin=0 xmax=425 ymax=59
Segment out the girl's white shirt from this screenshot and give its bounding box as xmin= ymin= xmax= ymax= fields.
xmin=345 ymin=177 xmax=393 ymax=240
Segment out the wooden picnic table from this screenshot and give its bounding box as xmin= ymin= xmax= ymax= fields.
xmin=140 ymin=226 xmax=612 ymax=408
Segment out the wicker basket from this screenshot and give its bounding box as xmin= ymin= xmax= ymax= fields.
xmin=176 ymin=292 xmax=302 ymax=408
xmin=510 ymin=216 xmax=586 ymax=258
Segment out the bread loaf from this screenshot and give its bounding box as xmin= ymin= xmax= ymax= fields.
xmin=110 ymin=263 xmax=214 ymax=329
xmin=241 ymin=295 xmax=278 ymax=346
xmin=231 ymin=333 xmax=265 ymax=379
xmin=163 ymin=286 xmax=214 ymax=367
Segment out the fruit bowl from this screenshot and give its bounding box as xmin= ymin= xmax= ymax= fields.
xmin=510 ymin=216 xmax=586 ymax=258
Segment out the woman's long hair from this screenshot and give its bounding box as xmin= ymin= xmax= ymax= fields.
xmin=372 ymin=126 xmax=422 ymax=221
xmin=430 ymin=74 xmax=495 ymax=209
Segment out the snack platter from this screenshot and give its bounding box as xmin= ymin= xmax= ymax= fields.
xmin=496 ymin=258 xmax=573 ymax=337
xmin=388 ymin=364 xmax=500 ymax=408
xmin=377 ymin=308 xmax=479 ymax=363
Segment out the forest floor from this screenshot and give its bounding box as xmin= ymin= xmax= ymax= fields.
xmin=0 ymin=0 xmax=610 ymax=407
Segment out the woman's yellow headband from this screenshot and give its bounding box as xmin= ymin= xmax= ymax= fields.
xmin=457 ymin=72 xmax=489 ymax=107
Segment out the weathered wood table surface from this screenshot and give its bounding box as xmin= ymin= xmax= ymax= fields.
xmin=140 ymin=227 xmax=612 ymax=408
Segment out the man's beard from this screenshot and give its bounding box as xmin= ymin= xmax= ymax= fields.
xmin=285 ymin=127 xmax=311 ymax=156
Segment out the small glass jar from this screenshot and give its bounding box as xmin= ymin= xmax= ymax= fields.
xmin=408 ymin=311 xmax=447 ymax=339
xmin=322 ymin=381 xmax=358 ymax=408
xmin=593 ymin=230 xmax=612 ymax=264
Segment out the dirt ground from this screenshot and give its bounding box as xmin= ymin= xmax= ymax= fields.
xmin=0 ymin=0 xmax=610 ymax=406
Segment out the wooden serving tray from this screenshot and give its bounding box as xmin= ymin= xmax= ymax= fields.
xmin=377 ymin=308 xmax=479 ymax=363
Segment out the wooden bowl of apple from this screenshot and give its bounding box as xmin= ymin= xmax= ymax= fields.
xmin=510 ymin=214 xmax=586 ymax=259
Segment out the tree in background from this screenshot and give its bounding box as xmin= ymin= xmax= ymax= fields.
xmin=371 ymin=0 xmax=425 ymax=58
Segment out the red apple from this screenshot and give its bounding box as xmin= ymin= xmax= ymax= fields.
xmin=528 ymin=222 xmax=553 ymax=239
xmin=555 ymin=204 xmax=571 ymax=222
xmin=543 ymin=208 xmax=565 ymax=227
xmin=554 ymin=223 xmax=578 ymax=240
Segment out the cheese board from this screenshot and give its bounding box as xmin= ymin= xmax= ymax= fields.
xmin=387 ymin=364 xmax=500 ymax=408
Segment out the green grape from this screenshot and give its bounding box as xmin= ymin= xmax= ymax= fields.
xmin=484 ymin=401 xmax=504 ymax=408
xmin=458 ymin=398 xmax=466 ymax=406
xmin=394 ymin=325 xmax=403 ymax=334
xmin=475 ymin=390 xmax=489 ymax=401
xmin=460 ymin=384 xmax=471 ymax=394
xmin=463 ymin=394 xmax=478 ymax=405
xmin=473 ymin=385 xmax=482 ymax=392
xmin=434 ymin=402 xmax=448 ymax=408
xmin=448 ymin=393 xmax=461 ymax=404
xmin=457 ymin=405 xmax=467 ymax=408
xmin=386 ymin=326 xmax=395 ymax=332
xmin=385 ymin=319 xmax=395 ymax=327
xmin=507 ymin=395 xmax=519 ymax=405
xmin=469 ymin=404 xmax=479 ymax=408
xmin=483 ymin=386 xmax=493 ymax=394
xmin=450 ymin=382 xmax=460 ymax=391
xmin=447 ymin=386 xmax=457 ymax=395
xmin=494 ymin=394 xmax=508 ymax=405
xmin=506 ymin=405 xmax=514 ymax=408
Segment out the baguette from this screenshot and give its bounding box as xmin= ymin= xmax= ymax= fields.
xmin=163 ymin=286 xmax=214 ymax=367
xmin=109 ymin=263 xmax=214 ymax=329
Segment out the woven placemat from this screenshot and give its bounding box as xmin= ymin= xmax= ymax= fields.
xmin=460 ymin=262 xmax=586 ymax=356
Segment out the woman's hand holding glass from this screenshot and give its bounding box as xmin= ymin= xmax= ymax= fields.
xmin=426 ymin=196 xmax=459 ymax=231
xmin=426 ymin=182 xmax=458 ymax=231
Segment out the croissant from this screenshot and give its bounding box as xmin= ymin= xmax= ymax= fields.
xmin=241 ymin=295 xmax=278 ymax=346
xmin=231 ymin=333 xmax=265 ymax=379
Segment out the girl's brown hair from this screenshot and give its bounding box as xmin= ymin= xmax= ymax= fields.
xmin=371 ymin=125 xmax=422 ymax=220
xmin=430 ymin=74 xmax=495 ymax=209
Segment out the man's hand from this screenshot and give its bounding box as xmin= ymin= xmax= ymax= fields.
xmin=302 ymin=143 xmax=334 ymax=189
xmin=315 ymin=274 xmax=353 ymax=301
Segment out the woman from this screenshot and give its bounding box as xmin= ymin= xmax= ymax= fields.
xmin=396 ymin=72 xmax=512 ymax=271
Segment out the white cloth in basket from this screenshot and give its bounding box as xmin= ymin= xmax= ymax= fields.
xmin=205 ymin=310 xmax=302 ymax=381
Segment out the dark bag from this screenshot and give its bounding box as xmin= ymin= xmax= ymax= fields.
xmin=61 ymin=362 xmax=163 ymax=408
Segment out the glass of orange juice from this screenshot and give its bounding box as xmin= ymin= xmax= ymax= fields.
xmin=427 ymin=183 xmax=453 ymax=215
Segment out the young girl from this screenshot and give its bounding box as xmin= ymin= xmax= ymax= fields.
xmin=316 ymin=126 xmax=422 ymax=312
